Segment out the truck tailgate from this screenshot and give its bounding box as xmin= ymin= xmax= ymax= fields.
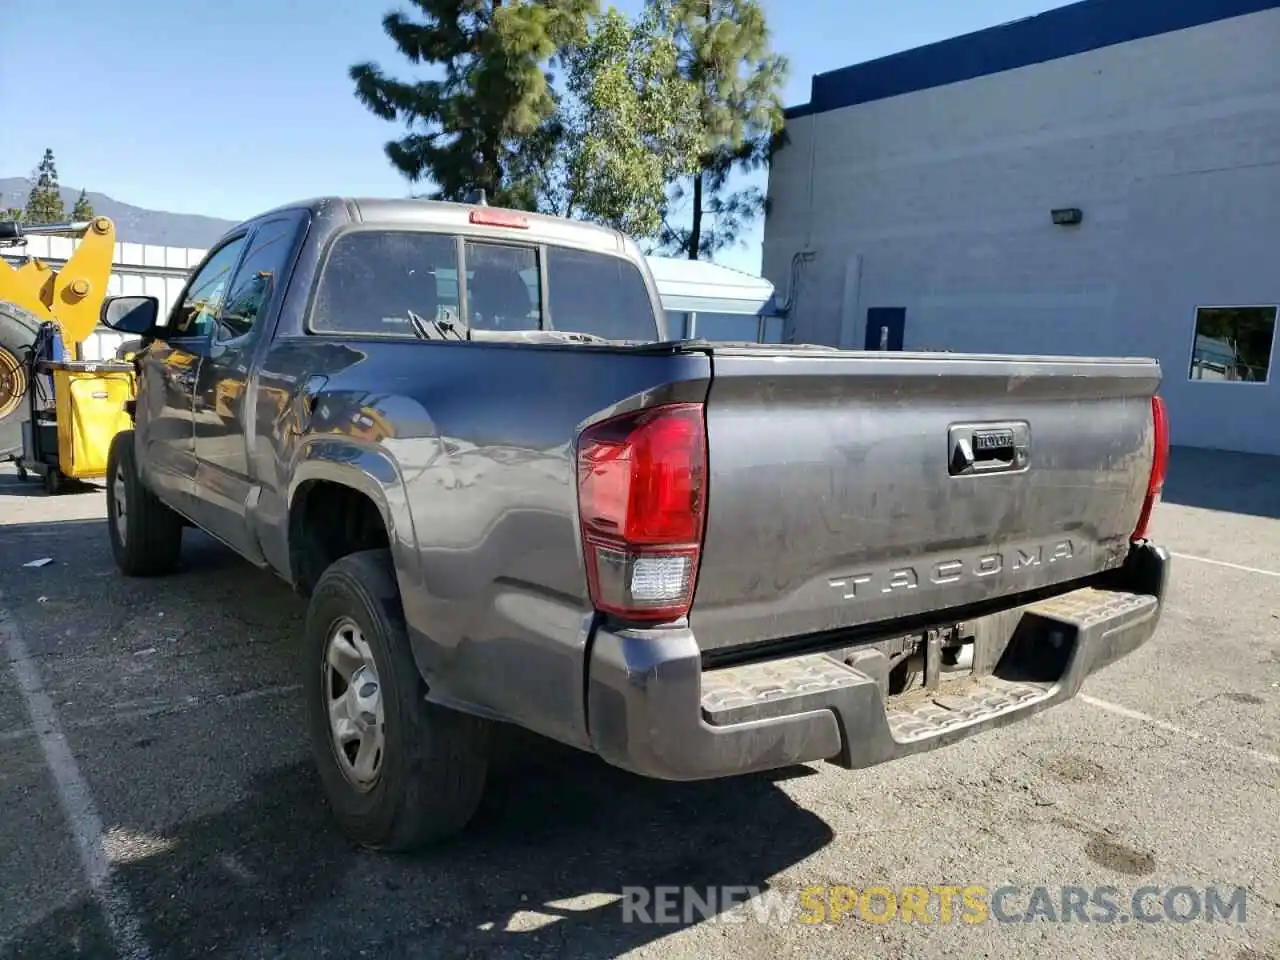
xmin=690 ymin=348 xmax=1162 ymax=651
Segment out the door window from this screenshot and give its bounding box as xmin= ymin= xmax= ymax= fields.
xmin=216 ymin=217 xmax=300 ymax=341
xmin=169 ymin=237 xmax=248 ymax=339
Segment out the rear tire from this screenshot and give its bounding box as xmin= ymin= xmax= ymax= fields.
xmin=105 ymin=430 xmax=184 ymax=576
xmin=304 ymin=549 xmax=490 ymax=852
xmin=0 ymin=302 xmax=41 ymax=462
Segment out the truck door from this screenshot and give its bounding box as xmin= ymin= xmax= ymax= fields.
xmin=137 ymin=233 xmax=250 ymax=515
xmin=189 ymin=211 xmax=307 ymax=562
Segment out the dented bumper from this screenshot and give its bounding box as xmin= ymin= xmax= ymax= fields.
xmin=585 ymin=543 xmax=1169 ymax=780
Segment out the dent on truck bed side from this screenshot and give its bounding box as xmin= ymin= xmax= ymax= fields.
xmin=388 ymin=345 xmax=712 ymax=749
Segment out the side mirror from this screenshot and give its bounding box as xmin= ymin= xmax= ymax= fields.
xmin=100 ymin=295 xmax=160 ymax=337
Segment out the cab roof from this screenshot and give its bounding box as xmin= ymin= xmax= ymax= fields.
xmin=238 ymin=196 xmax=634 ymax=257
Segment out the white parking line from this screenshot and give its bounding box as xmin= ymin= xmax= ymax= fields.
xmin=1080 ymin=694 xmax=1280 ymax=766
xmin=1171 ymin=552 xmax=1280 ymax=578
xmin=1 ymin=599 xmax=154 ymax=960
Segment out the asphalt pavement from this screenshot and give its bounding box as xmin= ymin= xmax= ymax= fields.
xmin=0 ymin=448 xmax=1277 ymax=960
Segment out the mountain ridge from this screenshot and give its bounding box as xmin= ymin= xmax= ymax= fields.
xmin=1 ymin=178 xmax=238 ymax=249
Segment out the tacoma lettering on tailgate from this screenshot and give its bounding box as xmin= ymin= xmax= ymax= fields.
xmin=829 ymin=539 xmax=1076 ymax=600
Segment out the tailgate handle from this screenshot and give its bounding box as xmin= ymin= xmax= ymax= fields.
xmin=949 ymin=422 xmax=1029 ymax=477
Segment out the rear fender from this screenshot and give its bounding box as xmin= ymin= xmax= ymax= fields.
xmin=288 ymin=437 xmax=421 ymax=591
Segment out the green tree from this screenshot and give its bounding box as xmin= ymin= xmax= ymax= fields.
xmin=540 ymin=3 xmax=700 ymax=236
xmin=1 ymin=208 xmax=23 ymax=223
xmin=350 ymin=0 xmax=598 ymax=209
xmin=71 ymin=189 xmax=94 ymax=221
xmin=24 ymin=148 xmax=66 ymax=225
xmin=652 ymin=0 xmax=787 ymax=260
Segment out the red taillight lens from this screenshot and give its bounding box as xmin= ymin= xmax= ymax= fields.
xmin=576 ymin=403 xmax=707 ymax=621
xmin=1131 ymin=394 xmax=1169 ymax=542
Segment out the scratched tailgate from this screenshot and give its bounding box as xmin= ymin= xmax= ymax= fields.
xmin=688 ymin=347 xmax=1162 ymax=651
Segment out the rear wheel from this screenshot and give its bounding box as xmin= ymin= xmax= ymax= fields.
xmin=0 ymin=302 xmax=40 ymax=462
xmin=105 ymin=430 xmax=184 ymax=576
xmin=304 ymin=549 xmax=490 ymax=851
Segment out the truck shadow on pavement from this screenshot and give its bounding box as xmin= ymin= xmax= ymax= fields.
xmin=1161 ymin=446 xmax=1280 ymax=519
xmin=6 ymin=754 xmax=833 ymax=960
xmin=0 ymin=517 xmax=836 ymax=959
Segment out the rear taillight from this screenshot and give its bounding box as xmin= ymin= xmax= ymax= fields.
xmin=576 ymin=402 xmax=707 ymax=621
xmin=1131 ymin=394 xmax=1169 ymax=542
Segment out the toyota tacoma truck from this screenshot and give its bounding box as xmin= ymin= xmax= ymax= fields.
xmin=99 ymin=196 xmax=1171 ymax=851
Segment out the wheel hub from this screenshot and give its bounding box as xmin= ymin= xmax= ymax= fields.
xmin=0 ymin=345 xmax=25 ymax=421
xmin=323 ymin=618 xmax=385 ymax=791
xmin=111 ymin=464 xmax=128 ymax=545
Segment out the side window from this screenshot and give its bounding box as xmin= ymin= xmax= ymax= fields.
xmin=464 ymin=241 xmax=541 ymax=331
xmin=545 ymin=246 xmax=658 ymax=341
xmin=311 ymin=230 xmax=460 ymax=335
xmin=216 ymin=217 xmax=299 ymax=341
xmin=168 ymin=236 xmax=248 ymax=339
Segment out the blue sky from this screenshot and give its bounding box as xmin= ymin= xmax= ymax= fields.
xmin=1 ymin=0 xmax=1063 ymax=272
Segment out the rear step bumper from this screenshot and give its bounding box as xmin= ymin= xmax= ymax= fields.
xmin=586 ymin=543 xmax=1169 ymax=781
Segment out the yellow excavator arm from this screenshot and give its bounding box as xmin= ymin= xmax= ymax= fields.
xmin=0 ymin=216 xmax=116 ymax=348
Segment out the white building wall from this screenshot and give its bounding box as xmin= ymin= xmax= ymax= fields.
xmin=764 ymin=6 xmax=1280 ymax=454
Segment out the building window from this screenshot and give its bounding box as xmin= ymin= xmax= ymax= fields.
xmin=1188 ymin=306 xmax=1277 ymax=383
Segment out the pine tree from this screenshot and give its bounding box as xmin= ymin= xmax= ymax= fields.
xmin=71 ymin=189 xmax=94 ymax=221
xmin=24 ymin=148 xmax=66 ymax=225
xmin=350 ymin=0 xmax=598 ymax=209
xmin=653 ymin=0 xmax=787 ymax=259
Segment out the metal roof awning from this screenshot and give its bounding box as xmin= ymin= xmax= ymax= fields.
xmin=645 ymin=256 xmax=777 ymax=316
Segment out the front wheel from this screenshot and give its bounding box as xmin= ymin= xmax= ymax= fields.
xmin=105 ymin=430 xmax=184 ymax=576
xmin=304 ymin=549 xmax=490 ymax=852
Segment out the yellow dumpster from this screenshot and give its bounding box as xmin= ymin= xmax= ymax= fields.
xmin=48 ymin=361 xmax=136 ymax=480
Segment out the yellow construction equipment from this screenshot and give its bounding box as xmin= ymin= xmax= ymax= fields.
xmin=0 ymin=216 xmax=117 ymax=346
xmin=0 ymin=216 xmax=137 ymax=493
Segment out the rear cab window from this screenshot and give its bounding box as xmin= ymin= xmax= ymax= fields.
xmin=309 ymin=228 xmax=659 ymax=342
xmin=544 ymin=246 xmax=656 ymax=342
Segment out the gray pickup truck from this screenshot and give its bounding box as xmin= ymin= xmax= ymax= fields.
xmin=99 ymin=196 xmax=1172 ymax=851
